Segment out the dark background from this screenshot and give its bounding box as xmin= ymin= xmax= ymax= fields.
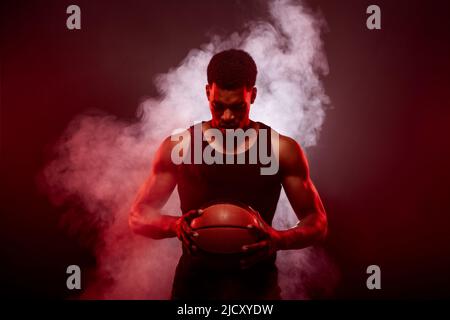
xmin=1 ymin=0 xmax=450 ymax=299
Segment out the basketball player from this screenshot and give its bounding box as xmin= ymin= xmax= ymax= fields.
xmin=128 ymin=49 xmax=328 ymax=299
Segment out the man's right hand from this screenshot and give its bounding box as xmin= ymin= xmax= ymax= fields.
xmin=174 ymin=209 xmax=203 ymax=255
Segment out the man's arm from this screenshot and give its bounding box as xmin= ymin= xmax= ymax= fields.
xmin=128 ymin=136 xmax=179 ymax=239
xmin=240 ymin=135 xmax=328 ymax=268
xmin=129 ymin=135 xmax=202 ymax=253
xmin=276 ymin=135 xmax=328 ymax=250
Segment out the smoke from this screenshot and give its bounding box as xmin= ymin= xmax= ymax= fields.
xmin=40 ymin=0 xmax=339 ymax=299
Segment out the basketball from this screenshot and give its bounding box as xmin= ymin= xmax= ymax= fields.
xmin=190 ymin=202 xmax=262 ymax=254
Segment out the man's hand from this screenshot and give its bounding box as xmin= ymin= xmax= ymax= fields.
xmin=240 ymin=214 xmax=283 ymax=270
xmin=175 ymin=209 xmax=203 ymax=255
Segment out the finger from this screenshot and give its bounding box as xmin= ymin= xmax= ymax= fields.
xmin=179 ymin=230 xmax=188 ymax=245
xmin=183 ymin=209 xmax=204 ymax=220
xmin=249 ymin=209 xmax=268 ymax=226
xmin=242 ymin=240 xmax=269 ymax=253
xmin=180 ymin=232 xmax=194 ymax=255
xmin=182 ymin=209 xmax=197 ymax=218
xmin=246 ymin=224 xmax=268 ymax=239
xmin=181 ymin=224 xmax=198 ymax=243
xmin=181 ymin=220 xmax=198 ymax=237
xmin=175 ymin=219 xmax=196 ymax=240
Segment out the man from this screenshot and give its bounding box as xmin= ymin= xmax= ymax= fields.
xmin=128 ymin=49 xmax=327 ymax=299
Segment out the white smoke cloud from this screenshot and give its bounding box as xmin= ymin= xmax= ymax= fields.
xmin=40 ymin=0 xmax=338 ymax=299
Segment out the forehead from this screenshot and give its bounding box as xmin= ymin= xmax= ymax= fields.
xmin=210 ymin=83 xmax=248 ymax=104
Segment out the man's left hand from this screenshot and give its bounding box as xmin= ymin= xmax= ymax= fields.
xmin=240 ymin=214 xmax=283 ymax=270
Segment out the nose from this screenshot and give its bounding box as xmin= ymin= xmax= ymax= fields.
xmin=221 ymin=108 xmax=234 ymax=121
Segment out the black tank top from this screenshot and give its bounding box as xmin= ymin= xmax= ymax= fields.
xmin=176 ymin=121 xmax=282 ymax=224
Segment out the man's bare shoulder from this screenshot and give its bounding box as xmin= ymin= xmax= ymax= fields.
xmin=154 ymin=128 xmax=190 ymax=172
xmin=264 ymin=125 xmax=301 ymax=156
xmin=256 ymin=123 xmax=299 ymax=155
xmin=160 ymin=128 xmax=190 ymax=151
xmin=279 ymin=134 xmax=300 ymax=152
xmin=275 ymin=132 xmax=308 ymax=178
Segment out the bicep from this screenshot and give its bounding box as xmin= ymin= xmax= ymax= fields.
xmin=133 ymin=169 xmax=177 ymax=211
xmin=280 ymin=138 xmax=325 ymax=220
xmin=282 ymin=174 xmax=324 ymax=220
xmin=132 ymin=139 xmax=177 ymax=211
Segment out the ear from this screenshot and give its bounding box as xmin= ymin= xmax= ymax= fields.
xmin=205 ymin=84 xmax=211 ymax=100
xmin=250 ymin=87 xmax=257 ymax=104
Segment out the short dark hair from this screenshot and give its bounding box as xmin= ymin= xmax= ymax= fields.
xmin=207 ymin=49 xmax=257 ymax=90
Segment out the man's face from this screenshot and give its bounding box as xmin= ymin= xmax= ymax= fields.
xmin=206 ymin=83 xmax=257 ymax=131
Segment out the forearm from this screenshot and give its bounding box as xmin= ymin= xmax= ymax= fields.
xmin=276 ymin=212 xmax=327 ymax=250
xmin=129 ymin=207 xmax=178 ymax=239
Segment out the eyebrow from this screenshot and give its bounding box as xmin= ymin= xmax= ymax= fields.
xmin=212 ymin=101 xmax=245 ymax=106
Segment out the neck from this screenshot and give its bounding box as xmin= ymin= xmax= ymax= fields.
xmin=207 ymin=119 xmax=254 ymax=131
